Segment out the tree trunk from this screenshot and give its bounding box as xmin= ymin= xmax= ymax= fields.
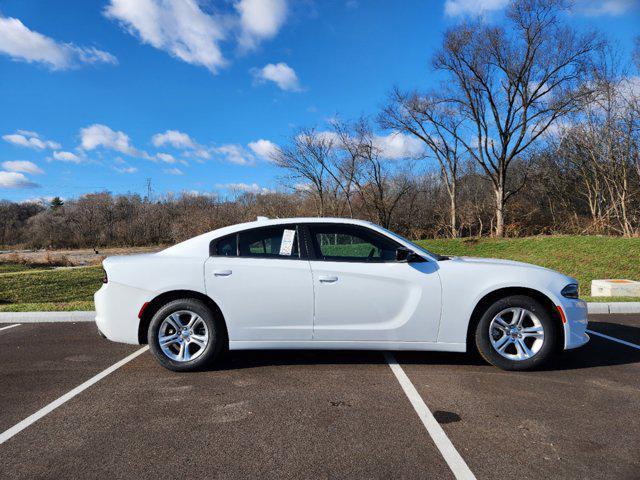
xmin=494 ymin=186 xmax=505 ymax=237
xmin=449 ymin=189 xmax=458 ymax=238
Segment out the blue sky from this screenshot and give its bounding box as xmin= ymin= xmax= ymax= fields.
xmin=0 ymin=0 xmax=638 ymax=202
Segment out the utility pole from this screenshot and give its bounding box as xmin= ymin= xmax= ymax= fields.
xmin=145 ymin=178 xmax=153 ymax=202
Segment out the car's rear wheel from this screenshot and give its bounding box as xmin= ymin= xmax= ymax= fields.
xmin=475 ymin=295 xmax=559 ymax=371
xmin=148 ymin=299 xmax=224 ymax=372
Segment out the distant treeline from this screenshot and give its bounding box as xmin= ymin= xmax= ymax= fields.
xmin=0 ymin=153 xmax=637 ymax=250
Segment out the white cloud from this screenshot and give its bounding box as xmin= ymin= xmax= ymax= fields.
xmin=618 ymin=75 xmax=640 ymax=100
xmin=1 ymin=160 xmax=44 ymax=174
xmin=152 ymin=133 xmax=278 ymax=165
xmin=295 ymin=130 xmax=340 ymax=146
xmin=0 ymin=171 xmax=38 ymax=188
xmin=52 ymin=151 xmax=82 ymax=163
xmin=156 ymin=152 xmax=176 ymax=163
xmin=444 ymin=0 xmax=509 ymax=17
xmin=3 ymin=131 xmax=60 ymax=150
xmin=0 ymin=15 xmax=117 ymax=70
xmin=152 ymin=129 xmax=197 ymax=149
xmin=445 ymin=0 xmax=638 ymax=17
xmin=115 ymin=166 xmax=138 ymax=174
xmin=216 ymin=182 xmax=272 ymax=194
xmin=248 ymin=139 xmax=278 ymax=161
xmin=215 ymin=144 xmax=255 ymax=165
xmin=152 ymin=129 xmax=210 ymax=159
xmin=373 ymin=132 xmax=425 ymax=160
xmin=294 ymin=182 xmax=311 ymax=191
xmin=20 ymin=196 xmax=60 ymax=205
xmin=252 ymin=62 xmax=302 ymax=92
xmin=164 ymin=167 xmax=184 ymax=175
xmin=192 ymin=148 xmax=211 ymax=159
xmin=236 ymin=0 xmax=287 ymax=51
xmin=104 ymin=0 xmax=227 ymax=74
xmin=16 ymin=129 xmax=39 ymax=137
xmin=295 ymin=130 xmax=422 ymax=159
xmin=79 ymin=124 xmax=141 ymax=157
xmin=577 ymin=0 xmax=637 ymax=15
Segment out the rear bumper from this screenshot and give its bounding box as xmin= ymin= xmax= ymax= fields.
xmin=94 ymin=282 xmax=150 ymax=345
xmin=560 ymin=298 xmax=589 ymax=350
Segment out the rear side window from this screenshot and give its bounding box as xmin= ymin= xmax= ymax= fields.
xmin=238 ymin=226 xmax=299 ymax=258
xmin=214 ymin=234 xmax=237 ymax=256
xmin=308 ymin=224 xmax=398 ymax=262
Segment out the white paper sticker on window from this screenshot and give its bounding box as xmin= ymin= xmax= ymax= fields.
xmin=279 ymin=229 xmax=296 ymax=256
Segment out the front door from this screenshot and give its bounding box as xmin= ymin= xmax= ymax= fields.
xmin=204 ymin=224 xmax=314 ymax=341
xmin=305 ymin=224 xmax=442 ymax=342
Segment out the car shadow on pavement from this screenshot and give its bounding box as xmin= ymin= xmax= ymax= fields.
xmin=212 ymin=322 xmax=640 ymax=373
xmin=216 ymin=349 xmax=486 ymax=372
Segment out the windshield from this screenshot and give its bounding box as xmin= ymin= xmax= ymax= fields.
xmin=375 ymin=225 xmax=448 ymax=261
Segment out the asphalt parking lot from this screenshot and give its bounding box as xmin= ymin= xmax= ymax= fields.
xmin=0 ymin=315 xmax=639 ymax=480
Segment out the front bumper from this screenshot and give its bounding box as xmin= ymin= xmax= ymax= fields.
xmin=95 ymin=282 xmax=150 ymax=345
xmin=559 ymin=298 xmax=589 ymax=350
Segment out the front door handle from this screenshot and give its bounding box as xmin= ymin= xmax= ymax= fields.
xmin=318 ymin=275 xmax=338 ymax=284
xmin=213 ymin=270 xmax=232 ymax=277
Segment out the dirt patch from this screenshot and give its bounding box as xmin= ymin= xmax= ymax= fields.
xmin=0 ymin=246 xmax=164 ymax=267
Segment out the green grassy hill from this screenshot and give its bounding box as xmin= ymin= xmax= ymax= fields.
xmin=0 ymin=236 xmax=638 ymax=311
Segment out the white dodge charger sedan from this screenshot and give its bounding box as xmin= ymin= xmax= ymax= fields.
xmin=95 ymin=217 xmax=589 ymax=371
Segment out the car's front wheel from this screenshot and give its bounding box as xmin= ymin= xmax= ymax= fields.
xmin=148 ymin=299 xmax=224 ymax=372
xmin=475 ymin=295 xmax=559 ymax=371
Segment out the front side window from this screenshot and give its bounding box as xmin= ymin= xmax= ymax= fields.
xmin=308 ymin=224 xmax=399 ymax=262
xmin=238 ymin=226 xmax=299 ymax=258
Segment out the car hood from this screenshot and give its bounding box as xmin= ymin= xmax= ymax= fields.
xmin=444 ymin=256 xmax=574 ymax=281
xmin=447 ymin=256 xmax=542 ymax=268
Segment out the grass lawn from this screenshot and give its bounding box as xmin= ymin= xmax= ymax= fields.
xmin=0 ymin=263 xmax=41 ymax=274
xmin=0 ymin=266 xmax=102 ymax=311
xmin=0 ymin=236 xmax=638 ymax=311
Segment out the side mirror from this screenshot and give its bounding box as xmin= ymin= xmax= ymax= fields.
xmin=395 ymin=247 xmax=425 ymax=263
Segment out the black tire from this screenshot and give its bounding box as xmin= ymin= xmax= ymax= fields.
xmin=475 ymin=295 xmax=559 ymax=371
xmin=148 ymin=298 xmax=224 ymax=372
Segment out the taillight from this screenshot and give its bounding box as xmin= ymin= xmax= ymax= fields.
xmin=102 ymin=268 xmax=108 ymax=283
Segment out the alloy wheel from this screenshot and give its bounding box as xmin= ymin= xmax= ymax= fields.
xmin=489 ymin=307 xmax=545 ymax=361
xmin=158 ymin=310 xmax=209 ymax=362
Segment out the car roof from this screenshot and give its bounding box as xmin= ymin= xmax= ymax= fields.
xmin=158 ymin=217 xmax=381 ymax=257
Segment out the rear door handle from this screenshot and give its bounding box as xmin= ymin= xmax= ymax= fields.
xmin=318 ymin=275 xmax=338 ymax=284
xmin=213 ymin=270 xmax=232 ymax=277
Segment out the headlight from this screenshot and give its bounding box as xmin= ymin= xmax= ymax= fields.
xmin=561 ymin=283 xmax=579 ymax=299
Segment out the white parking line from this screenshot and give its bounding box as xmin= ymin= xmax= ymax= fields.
xmin=0 ymin=346 xmax=149 ymax=445
xmin=586 ymin=329 xmax=640 ymax=350
xmin=0 ymin=323 xmax=20 ymax=332
xmin=385 ymin=352 xmax=476 ymax=480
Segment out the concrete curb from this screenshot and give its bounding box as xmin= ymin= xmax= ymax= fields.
xmin=0 ymin=303 xmax=639 ymax=323
xmin=588 ymin=302 xmax=640 ymax=315
xmin=0 ymin=311 xmax=95 ymax=323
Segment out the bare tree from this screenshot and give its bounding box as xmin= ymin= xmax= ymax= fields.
xmin=381 ymin=89 xmax=466 ymax=237
xmin=346 ymin=120 xmax=416 ymax=229
xmin=565 ymin=47 xmax=640 ymax=235
xmin=432 ymin=0 xmax=599 ymax=236
xmin=270 ymin=128 xmax=336 ymax=216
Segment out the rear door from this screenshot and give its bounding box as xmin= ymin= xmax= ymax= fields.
xmin=204 ymin=224 xmax=314 ymax=341
xmin=304 ymin=223 xmax=441 ymax=342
